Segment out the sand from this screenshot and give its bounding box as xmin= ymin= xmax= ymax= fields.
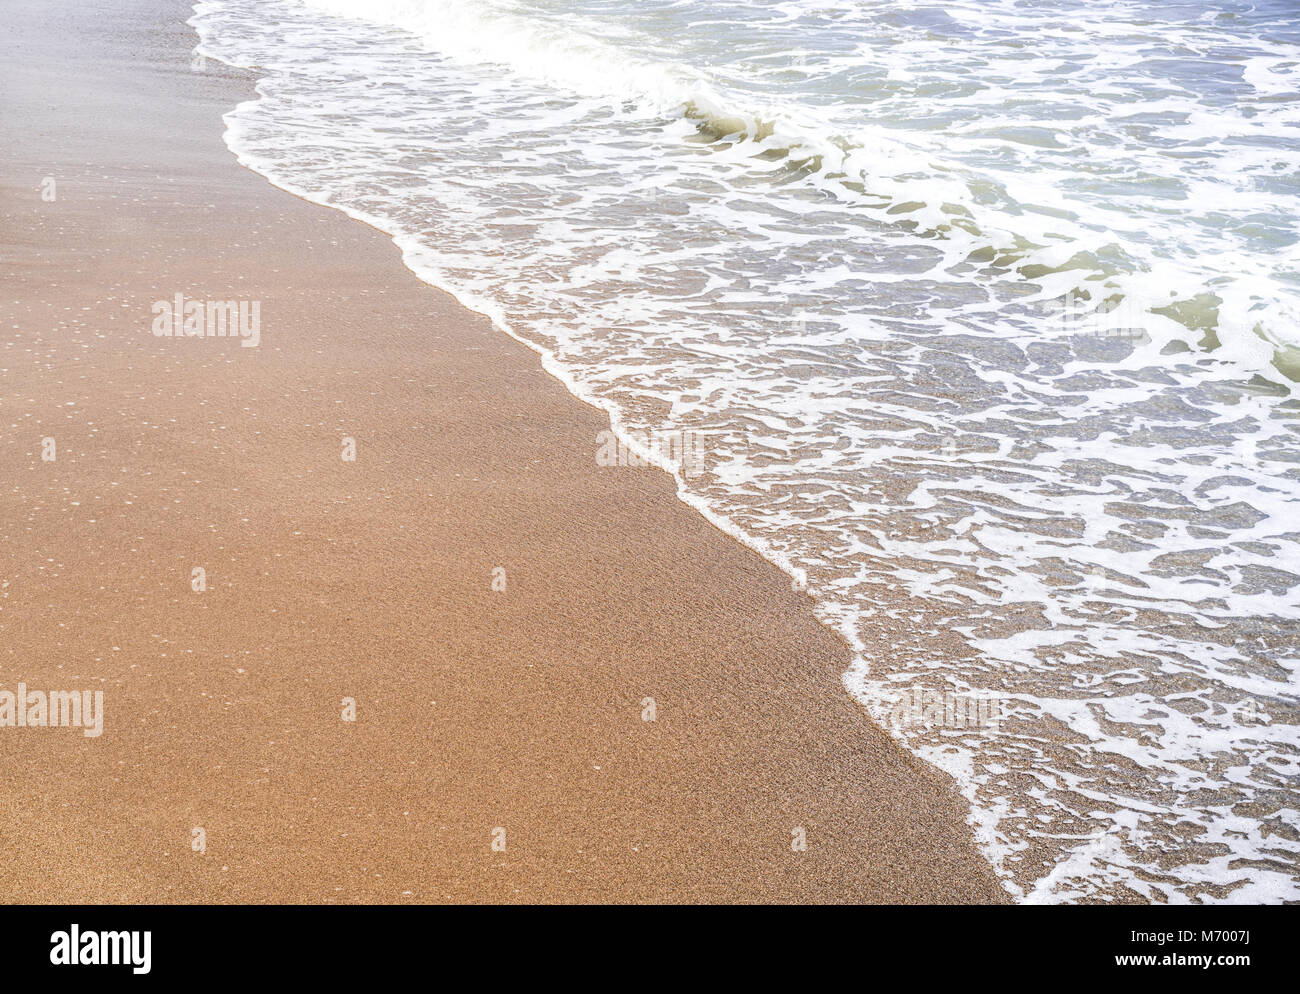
xmin=0 ymin=0 xmax=1010 ymax=903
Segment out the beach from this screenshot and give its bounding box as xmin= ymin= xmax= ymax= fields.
xmin=0 ymin=0 xmax=1011 ymax=904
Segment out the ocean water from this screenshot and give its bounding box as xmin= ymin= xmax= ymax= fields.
xmin=191 ymin=0 xmax=1300 ymax=902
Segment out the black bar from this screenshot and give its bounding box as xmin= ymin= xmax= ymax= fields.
xmin=0 ymin=905 xmax=1282 ymax=982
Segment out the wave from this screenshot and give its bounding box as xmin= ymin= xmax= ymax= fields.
xmin=296 ymin=0 xmax=1300 ymax=379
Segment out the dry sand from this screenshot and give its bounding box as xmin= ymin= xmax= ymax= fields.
xmin=0 ymin=0 xmax=1010 ymax=903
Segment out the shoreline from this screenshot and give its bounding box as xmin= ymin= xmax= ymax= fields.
xmin=0 ymin=0 xmax=1010 ymax=903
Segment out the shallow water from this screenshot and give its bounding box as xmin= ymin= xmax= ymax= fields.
xmin=193 ymin=0 xmax=1300 ymax=902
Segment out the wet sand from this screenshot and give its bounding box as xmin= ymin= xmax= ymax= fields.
xmin=0 ymin=0 xmax=1010 ymax=903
